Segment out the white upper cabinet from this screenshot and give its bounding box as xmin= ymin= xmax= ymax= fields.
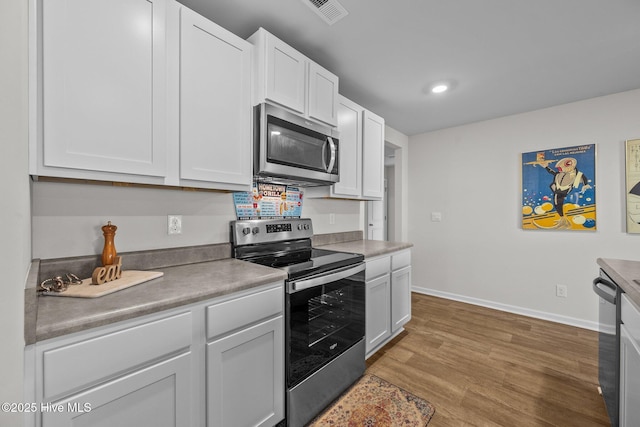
xmin=249 ymin=28 xmax=338 ymax=127
xmin=31 ymin=0 xmax=253 ymax=191
xmin=307 ymin=61 xmax=339 ymax=126
xmin=331 ymin=96 xmax=363 ymax=198
xmin=362 ymin=110 xmax=385 ymax=199
xmin=173 ymin=5 xmax=252 ymax=190
xmin=261 ymin=32 xmax=307 ymax=114
xmin=329 ymin=96 xmax=384 ymax=201
xmin=33 ymin=0 xmax=168 ymax=182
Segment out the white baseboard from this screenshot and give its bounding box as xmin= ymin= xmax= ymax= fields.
xmin=412 ymin=286 xmax=600 ymax=332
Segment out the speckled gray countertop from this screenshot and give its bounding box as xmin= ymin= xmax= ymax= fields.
xmin=28 ymin=235 xmax=413 ymax=345
xmin=597 ymin=258 xmax=640 ymax=307
xmin=34 ymin=259 xmax=286 ymax=343
xmin=28 ymin=244 xmax=287 ymax=344
xmin=316 ymin=239 xmax=413 ymax=259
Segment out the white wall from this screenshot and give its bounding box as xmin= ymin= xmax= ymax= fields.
xmin=0 ymin=0 xmax=29 ymax=424
xmin=409 ymin=89 xmax=640 ymax=329
xmin=31 ymin=181 xmax=362 ymax=259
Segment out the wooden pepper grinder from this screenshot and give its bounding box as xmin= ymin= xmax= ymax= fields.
xmin=101 ymin=221 xmax=117 ymax=266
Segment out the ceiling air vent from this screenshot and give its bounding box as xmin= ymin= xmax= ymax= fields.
xmin=302 ymin=0 xmax=349 ymax=26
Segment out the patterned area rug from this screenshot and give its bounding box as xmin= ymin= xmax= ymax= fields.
xmin=308 ymin=373 xmax=435 ymax=426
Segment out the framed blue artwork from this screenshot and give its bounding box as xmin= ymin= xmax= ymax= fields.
xmin=522 ymin=144 xmax=596 ymax=231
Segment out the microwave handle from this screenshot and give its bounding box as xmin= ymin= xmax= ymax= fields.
xmin=324 ymin=137 xmax=337 ymax=173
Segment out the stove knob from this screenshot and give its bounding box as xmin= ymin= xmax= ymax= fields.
xmin=242 ymin=227 xmax=251 ymax=235
xmin=304 ymin=224 xmax=310 ymax=230
xmin=252 ymin=227 xmax=260 ymax=235
xmin=297 ymin=224 xmax=303 ymax=230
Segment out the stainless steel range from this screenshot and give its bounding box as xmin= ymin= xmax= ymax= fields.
xmin=231 ymin=218 xmax=365 ymax=427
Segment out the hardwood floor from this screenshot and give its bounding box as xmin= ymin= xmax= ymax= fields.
xmin=365 ymin=293 xmax=611 ymax=426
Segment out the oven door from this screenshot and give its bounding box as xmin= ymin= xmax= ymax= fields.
xmin=286 ymin=263 xmax=365 ymax=388
xmin=255 ymin=103 xmax=339 ymax=185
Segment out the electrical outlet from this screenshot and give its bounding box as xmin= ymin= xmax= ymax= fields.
xmin=329 ymin=213 xmax=335 ymax=225
xmin=556 ymin=284 xmax=567 ymax=298
xmin=168 ymin=215 xmax=182 ymax=235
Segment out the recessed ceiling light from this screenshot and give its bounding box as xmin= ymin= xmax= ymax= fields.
xmin=423 ymin=80 xmax=457 ymax=96
xmin=431 ymin=84 xmax=449 ymax=94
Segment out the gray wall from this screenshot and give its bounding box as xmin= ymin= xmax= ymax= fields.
xmin=409 ymin=88 xmax=640 ymax=328
xmin=31 ymin=182 xmax=363 ymax=259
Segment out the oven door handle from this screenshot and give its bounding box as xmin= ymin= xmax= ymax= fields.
xmin=289 ymin=263 xmax=365 ymax=293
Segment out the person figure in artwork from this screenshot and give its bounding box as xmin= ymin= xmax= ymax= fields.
xmin=537 ymin=157 xmax=591 ymax=229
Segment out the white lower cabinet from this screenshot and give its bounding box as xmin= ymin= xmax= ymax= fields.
xmin=620 ymin=294 xmax=640 ymax=427
xmin=43 ymin=353 xmax=191 ymax=427
xmin=206 ymin=286 xmax=284 ymax=427
xmin=391 ymin=265 xmax=412 ymax=332
xmin=207 ymin=317 xmax=283 ymax=427
xmin=31 ymin=282 xmax=284 ymax=427
xmin=34 ymin=311 xmax=193 ymax=427
xmin=365 ymin=273 xmax=391 ymax=354
xmin=365 ymin=249 xmax=412 ymax=358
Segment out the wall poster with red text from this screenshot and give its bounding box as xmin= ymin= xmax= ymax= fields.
xmin=233 ymin=183 xmax=303 ymax=220
xmin=521 ymin=144 xmax=596 ymax=230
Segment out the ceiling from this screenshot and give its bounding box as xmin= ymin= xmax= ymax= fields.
xmin=178 ymin=0 xmax=640 ymax=136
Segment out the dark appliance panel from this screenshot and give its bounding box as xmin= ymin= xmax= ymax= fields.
xmin=287 ymin=274 xmax=365 ymax=387
xmin=593 ymin=270 xmax=621 ymax=427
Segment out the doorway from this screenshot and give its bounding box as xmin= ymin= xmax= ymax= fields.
xmin=366 ymin=143 xmax=399 ymax=241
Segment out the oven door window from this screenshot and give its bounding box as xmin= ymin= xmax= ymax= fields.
xmin=287 ymin=277 xmax=364 ymax=387
xmin=267 ymin=116 xmax=338 ymax=174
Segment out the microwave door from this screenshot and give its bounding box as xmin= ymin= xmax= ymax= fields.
xmin=267 ymin=122 xmax=328 ymax=173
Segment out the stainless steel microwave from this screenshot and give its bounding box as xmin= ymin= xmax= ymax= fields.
xmin=254 ymin=103 xmax=339 ymax=187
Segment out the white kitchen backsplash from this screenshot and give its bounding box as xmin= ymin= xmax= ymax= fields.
xmin=31 ymin=181 xmax=363 ymax=259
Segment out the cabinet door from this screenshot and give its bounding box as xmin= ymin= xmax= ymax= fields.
xmin=362 ymin=110 xmax=385 ymax=200
xmin=366 ymin=274 xmax=391 ymax=355
xmin=41 ymin=0 xmax=167 ymax=177
xmin=264 ymin=34 xmax=306 ymax=114
xmin=391 ymin=266 xmax=412 ymax=332
xmin=207 ymin=316 xmax=284 ymax=427
xmin=331 ymin=96 xmax=362 ymax=198
xmin=308 ymin=62 xmax=339 ymax=126
xmin=620 ymin=325 xmax=640 ymax=427
xmin=178 ymin=7 xmax=252 ymax=188
xmin=42 ymin=353 xmax=191 ymax=427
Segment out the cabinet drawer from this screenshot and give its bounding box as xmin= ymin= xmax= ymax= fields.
xmin=366 ymin=256 xmax=390 ymax=281
xmin=43 ymin=352 xmax=192 ymax=427
xmin=391 ymin=250 xmax=411 ymax=271
xmin=622 ymin=294 xmax=640 ymax=344
xmin=207 ymin=285 xmax=283 ymax=339
xmin=42 ymin=312 xmax=192 ymax=401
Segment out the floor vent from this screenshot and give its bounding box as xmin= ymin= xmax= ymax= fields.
xmin=302 ymin=0 xmax=349 ymax=25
